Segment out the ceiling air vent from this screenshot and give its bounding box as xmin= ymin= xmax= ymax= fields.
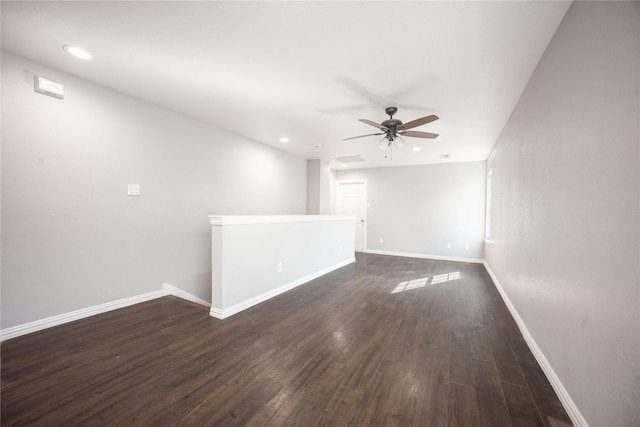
xmin=335 ymin=155 xmax=366 ymax=163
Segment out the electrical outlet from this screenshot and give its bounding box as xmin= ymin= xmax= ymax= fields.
xmin=379 ymin=238 xmax=384 ymax=244
xmin=277 ymin=262 xmax=282 ymax=273
xmin=465 ymin=243 xmax=470 ymax=250
xmin=446 ymin=242 xmax=452 ymax=249
xmin=127 ymin=184 xmax=141 ymax=196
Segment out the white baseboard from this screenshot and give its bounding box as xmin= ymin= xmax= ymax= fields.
xmin=210 ymin=257 xmax=355 ymax=320
xmin=162 ymin=283 xmax=210 ymax=307
xmin=364 ymin=249 xmax=484 ymax=264
xmin=0 ymin=290 xmax=164 ymax=342
xmin=483 ymin=262 xmax=588 ymax=427
xmin=0 ymin=283 xmax=213 ymax=342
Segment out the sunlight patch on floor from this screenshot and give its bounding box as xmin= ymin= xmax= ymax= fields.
xmin=391 ymin=277 xmax=428 ymax=293
xmin=391 ymin=271 xmax=461 ymax=293
xmin=431 ymin=271 xmax=461 ymax=284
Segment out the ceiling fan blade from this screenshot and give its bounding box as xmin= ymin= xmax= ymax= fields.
xmin=342 ymin=132 xmax=384 ymax=141
xmin=398 ymin=114 xmax=439 ymax=130
xmin=399 ymin=130 xmax=439 ymax=139
xmin=359 ymin=119 xmax=388 ymax=130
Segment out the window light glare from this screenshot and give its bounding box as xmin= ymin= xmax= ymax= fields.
xmin=280 ymin=137 xmax=289 ymax=143
xmin=63 ymin=45 xmax=92 ymax=60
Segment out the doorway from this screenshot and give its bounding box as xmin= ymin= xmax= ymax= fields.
xmin=335 ymin=179 xmax=367 ymax=252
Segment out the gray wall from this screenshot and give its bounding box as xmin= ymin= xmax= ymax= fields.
xmin=485 ymin=2 xmax=639 ymax=426
xmin=306 ymin=160 xmax=321 ymax=214
xmin=337 ymin=161 xmax=486 ymax=260
xmin=1 ymin=51 xmax=307 ymax=329
xmin=307 ymin=159 xmax=333 ymax=215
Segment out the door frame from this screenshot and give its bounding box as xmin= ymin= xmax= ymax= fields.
xmin=335 ymin=179 xmax=368 ymax=252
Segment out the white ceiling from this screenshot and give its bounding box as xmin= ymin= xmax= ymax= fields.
xmin=1 ymin=1 xmax=571 ymax=169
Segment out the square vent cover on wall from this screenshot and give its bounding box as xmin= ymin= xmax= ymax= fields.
xmin=34 ymin=76 xmax=64 ymax=99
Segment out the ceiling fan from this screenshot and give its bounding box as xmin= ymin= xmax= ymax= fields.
xmin=343 ymin=107 xmax=439 ymax=154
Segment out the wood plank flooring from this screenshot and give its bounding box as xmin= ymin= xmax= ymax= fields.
xmin=1 ymin=253 xmax=573 ymax=426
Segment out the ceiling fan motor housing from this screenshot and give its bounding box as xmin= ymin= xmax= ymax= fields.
xmin=382 ymin=107 xmax=403 ymax=139
xmin=381 ymin=117 xmax=403 ymax=139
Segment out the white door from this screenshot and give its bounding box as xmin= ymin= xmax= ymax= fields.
xmin=336 ymin=180 xmax=367 ymax=252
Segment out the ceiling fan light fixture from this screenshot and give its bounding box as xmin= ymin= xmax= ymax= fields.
xmin=378 ymin=134 xmax=405 ymax=149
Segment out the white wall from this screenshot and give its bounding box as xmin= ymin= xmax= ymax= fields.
xmin=1 ymin=51 xmax=307 ymax=329
xmin=210 ymin=215 xmax=355 ymax=318
xmin=485 ymin=2 xmax=639 ymax=426
xmin=337 ymin=161 xmax=486 ymax=261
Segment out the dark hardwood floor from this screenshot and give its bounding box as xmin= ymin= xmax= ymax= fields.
xmin=1 ymin=253 xmax=572 ymax=426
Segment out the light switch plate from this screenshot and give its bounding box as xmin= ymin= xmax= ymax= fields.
xmin=127 ymin=184 xmax=141 ymax=196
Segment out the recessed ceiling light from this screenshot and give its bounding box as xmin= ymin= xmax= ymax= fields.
xmin=412 ymin=147 xmax=421 ymax=152
xmin=341 ymin=164 xmax=347 ymax=168
xmin=280 ymin=137 xmax=289 ymax=143
xmin=62 ymin=45 xmax=92 ymax=60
